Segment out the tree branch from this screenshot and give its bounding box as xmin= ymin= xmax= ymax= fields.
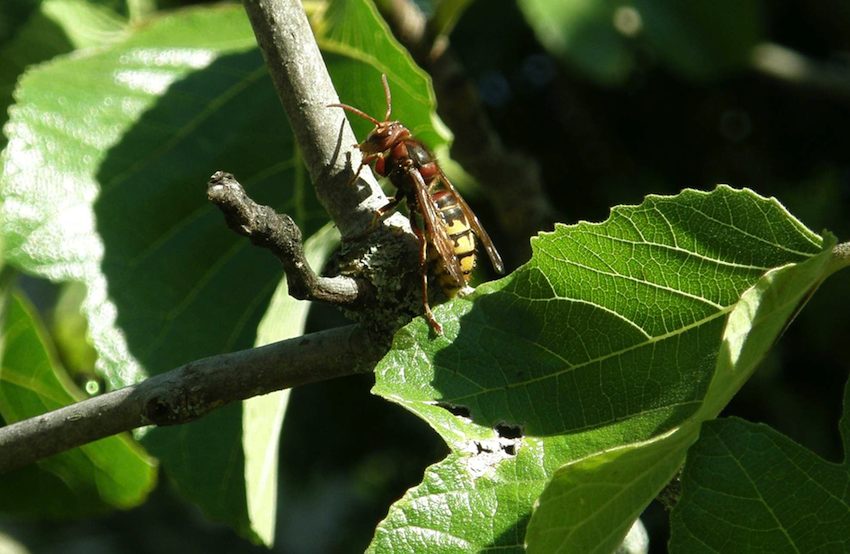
xmin=0 ymin=324 xmax=379 ymax=474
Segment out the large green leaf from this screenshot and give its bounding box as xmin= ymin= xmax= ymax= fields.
xmin=370 ymin=186 xmax=839 ymax=552
xmin=0 ymin=0 xmax=127 ymax=145
xmin=669 ymin=411 xmax=850 ymax=552
xmin=0 ymin=289 xmax=156 ymax=517
xmin=526 ymin=217 xmax=846 ymax=552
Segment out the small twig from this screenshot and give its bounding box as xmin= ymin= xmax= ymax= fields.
xmin=379 ymin=0 xmax=559 ymax=262
xmin=0 ymin=324 xmax=379 ymax=474
xmin=207 ymin=171 xmax=370 ymax=305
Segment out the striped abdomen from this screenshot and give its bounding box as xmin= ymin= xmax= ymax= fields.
xmin=429 ymin=190 xmax=476 ymax=296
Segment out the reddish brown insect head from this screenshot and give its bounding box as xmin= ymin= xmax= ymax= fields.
xmin=328 ymin=74 xmax=411 ymax=154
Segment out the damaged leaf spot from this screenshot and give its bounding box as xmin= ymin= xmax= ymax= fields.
xmin=435 ymin=401 xmax=471 ymax=418
xmin=495 ymin=422 xmax=523 ymax=439
xmin=462 ymin=435 xmax=521 ymax=478
xmin=431 ymin=404 xmax=524 ymax=476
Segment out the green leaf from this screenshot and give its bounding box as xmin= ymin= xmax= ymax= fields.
xmin=316 ymin=0 xmax=449 ymax=149
xmin=517 ymin=0 xmax=765 ymax=84
xmin=371 ymin=186 xmax=835 ymax=552
xmin=242 ymin=391 xmax=287 ymax=546
xmin=635 ymin=0 xmax=765 ymax=81
xmin=0 ymin=289 xmax=156 ymax=517
xmin=517 ymin=0 xmax=633 ymax=86
xmin=242 ymin=223 xmax=339 ymax=546
xmin=0 ymin=4 xmax=326 ymax=542
xmin=525 ymin=231 xmax=842 ymax=552
xmin=526 ymin=428 xmax=693 ymax=553
xmin=0 ymin=0 xmax=127 ymax=144
xmin=669 ymin=413 xmax=850 ymax=552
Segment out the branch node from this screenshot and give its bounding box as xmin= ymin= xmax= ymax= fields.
xmin=207 ymin=171 xmax=368 ymax=306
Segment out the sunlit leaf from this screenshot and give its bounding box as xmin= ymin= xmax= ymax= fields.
xmin=0 ymin=0 xmax=127 ymax=145
xmin=315 ymin=0 xmax=449 ymax=149
xmin=526 ymin=232 xmax=843 ymax=551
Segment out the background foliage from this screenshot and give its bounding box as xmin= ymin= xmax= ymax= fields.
xmin=1 ymin=0 xmax=849 ymax=552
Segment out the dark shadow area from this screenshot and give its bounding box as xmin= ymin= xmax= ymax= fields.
xmin=277 ymin=371 xmax=448 ymax=553
xmin=495 ymin=422 xmax=523 ymax=439
xmin=0 ymin=477 xmax=271 ymax=554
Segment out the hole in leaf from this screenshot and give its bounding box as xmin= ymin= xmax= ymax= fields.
xmin=471 ymin=434 xmax=521 ymax=458
xmin=495 ymin=422 xmax=523 ymax=439
xmin=435 ymin=401 xmax=471 ymax=418
xmin=465 ymin=435 xmax=520 ymax=477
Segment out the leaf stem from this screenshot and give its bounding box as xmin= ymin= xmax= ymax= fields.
xmin=831 ymin=241 xmax=850 ymax=272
